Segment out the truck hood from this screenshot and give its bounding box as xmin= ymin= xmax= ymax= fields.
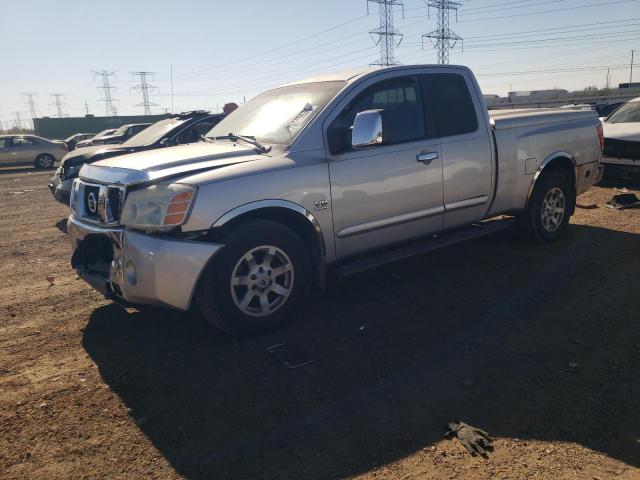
xmin=602 ymin=122 xmax=640 ymax=142
xmin=62 ymin=145 xmax=129 ymax=165
xmin=79 ymin=141 xmax=266 ymax=186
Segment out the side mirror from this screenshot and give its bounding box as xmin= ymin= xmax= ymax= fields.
xmin=351 ymin=109 xmax=383 ymax=149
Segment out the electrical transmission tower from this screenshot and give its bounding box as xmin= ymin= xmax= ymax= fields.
xmin=49 ymin=94 xmax=66 ymax=118
xmin=422 ymin=0 xmax=463 ymax=65
xmin=367 ymin=0 xmax=404 ymax=67
xmin=93 ymin=70 xmax=119 ymax=117
xmin=23 ymin=92 xmax=38 ymax=129
xmin=130 ymin=71 xmax=158 ymax=115
xmin=12 ymin=111 xmax=24 ymax=130
xmin=23 ymin=92 xmax=38 ymax=120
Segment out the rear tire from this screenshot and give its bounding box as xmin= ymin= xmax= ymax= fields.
xmin=34 ymin=154 xmax=55 ymax=169
xmin=517 ymin=172 xmax=572 ymax=243
xmin=196 ymin=220 xmax=311 ymax=337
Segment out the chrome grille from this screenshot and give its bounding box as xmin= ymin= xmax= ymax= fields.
xmin=72 ymin=180 xmax=125 ymax=226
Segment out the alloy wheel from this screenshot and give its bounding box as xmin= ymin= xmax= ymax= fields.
xmin=230 ymin=245 xmax=294 ymax=317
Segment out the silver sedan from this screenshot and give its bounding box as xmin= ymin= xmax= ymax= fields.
xmin=0 ymin=135 xmax=68 ymax=169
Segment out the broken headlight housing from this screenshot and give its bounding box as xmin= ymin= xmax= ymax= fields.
xmin=120 ymin=183 xmax=197 ymax=231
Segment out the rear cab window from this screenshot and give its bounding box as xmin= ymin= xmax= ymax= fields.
xmin=420 ymin=73 xmax=479 ymax=137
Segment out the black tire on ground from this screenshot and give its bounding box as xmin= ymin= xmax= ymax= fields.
xmin=516 ymin=171 xmax=573 ymax=243
xmin=196 ymin=219 xmax=312 ymax=337
xmin=34 ymin=154 xmax=55 ymax=169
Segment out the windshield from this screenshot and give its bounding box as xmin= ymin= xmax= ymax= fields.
xmin=207 ymin=81 xmax=346 ymax=145
xmin=94 ymin=129 xmax=114 ymax=139
xmin=122 ymin=117 xmax=188 ymax=147
xmin=607 ymin=100 xmax=640 ymax=123
xmin=112 ymin=125 xmax=130 ymax=136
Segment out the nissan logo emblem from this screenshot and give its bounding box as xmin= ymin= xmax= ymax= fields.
xmin=87 ymin=192 xmax=98 ymax=213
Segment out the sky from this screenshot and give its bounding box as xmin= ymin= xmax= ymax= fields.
xmin=0 ymin=0 xmax=639 ymax=128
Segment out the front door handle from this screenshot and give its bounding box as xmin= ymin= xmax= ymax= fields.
xmin=417 ymin=151 xmax=438 ymax=165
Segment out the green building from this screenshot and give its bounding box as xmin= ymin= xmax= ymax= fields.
xmin=33 ymin=114 xmax=170 ymax=140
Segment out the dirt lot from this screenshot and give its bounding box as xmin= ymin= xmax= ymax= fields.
xmin=0 ymin=167 xmax=639 ymax=480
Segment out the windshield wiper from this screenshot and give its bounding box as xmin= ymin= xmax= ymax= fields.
xmin=212 ymin=133 xmax=271 ymax=153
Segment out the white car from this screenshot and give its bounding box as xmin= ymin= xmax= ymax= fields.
xmin=601 ymin=97 xmax=640 ymax=172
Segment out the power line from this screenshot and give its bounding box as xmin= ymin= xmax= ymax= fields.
xmin=368 ymin=0 xmax=404 ymax=66
xmin=463 ymin=17 xmax=640 ymax=40
xmin=465 ymin=28 xmax=640 ymax=48
xmin=93 ymin=70 xmax=118 ymax=117
xmin=175 ymin=13 xmax=370 ymax=79
xmin=130 ymin=71 xmax=158 ymax=115
xmin=49 ymin=94 xmax=66 ymax=118
xmin=459 ymin=0 xmax=639 ymax=23
xmin=422 ymin=0 xmax=462 ymax=64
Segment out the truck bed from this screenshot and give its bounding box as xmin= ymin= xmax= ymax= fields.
xmin=486 ymin=107 xmax=600 ymax=217
xmin=490 ymin=108 xmax=597 ymax=130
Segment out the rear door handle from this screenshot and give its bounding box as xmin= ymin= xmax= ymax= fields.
xmin=417 ymin=151 xmax=438 ymax=165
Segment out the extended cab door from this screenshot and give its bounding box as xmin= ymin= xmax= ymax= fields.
xmin=422 ymin=72 xmax=494 ymax=229
xmin=326 ymin=73 xmax=444 ymax=260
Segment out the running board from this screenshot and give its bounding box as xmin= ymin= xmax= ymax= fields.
xmin=335 ymin=219 xmax=514 ymax=278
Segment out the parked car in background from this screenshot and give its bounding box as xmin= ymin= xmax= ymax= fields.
xmin=601 ymin=97 xmax=640 ymax=175
xmin=64 ymin=133 xmax=96 ymax=151
xmin=67 ymin=65 xmax=603 ymax=337
xmin=75 ymin=129 xmax=116 ymax=149
xmin=0 ymin=135 xmax=67 ymax=168
xmin=596 ymin=101 xmax=624 ymax=119
xmin=76 ymin=123 xmax=151 ymax=148
xmin=50 ymin=111 xmax=224 ymax=203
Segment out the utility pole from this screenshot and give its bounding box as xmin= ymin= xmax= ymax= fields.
xmin=49 ymin=94 xmax=66 ymax=118
xmin=130 ymin=71 xmax=158 ymax=116
xmin=422 ymin=0 xmax=463 ymax=65
xmin=170 ymin=64 xmax=174 ymax=114
xmin=367 ymin=0 xmax=404 ymax=67
xmin=93 ymin=70 xmax=119 ymax=117
xmin=605 ymin=68 xmax=610 ymax=91
xmin=631 ymin=50 xmax=637 ymax=85
xmin=84 ymin=100 xmax=91 ymax=115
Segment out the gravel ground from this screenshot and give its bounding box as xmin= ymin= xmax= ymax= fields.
xmin=0 ymin=167 xmax=639 ymax=480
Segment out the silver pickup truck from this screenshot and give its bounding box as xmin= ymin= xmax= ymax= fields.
xmin=67 ymin=65 xmax=603 ymax=336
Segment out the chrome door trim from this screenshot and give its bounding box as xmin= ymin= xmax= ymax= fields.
xmin=337 ymin=205 xmax=444 ymax=239
xmin=444 ymin=195 xmax=489 ymax=212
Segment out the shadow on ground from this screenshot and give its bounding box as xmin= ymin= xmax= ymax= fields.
xmin=83 ymin=224 xmax=640 ymax=479
xmin=55 ymin=218 xmax=68 ymax=234
xmin=0 ymin=166 xmax=52 ymax=176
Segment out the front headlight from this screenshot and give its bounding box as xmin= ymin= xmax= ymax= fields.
xmin=121 ymin=183 xmax=197 ymax=231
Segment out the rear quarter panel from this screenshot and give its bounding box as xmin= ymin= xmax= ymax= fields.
xmin=488 ymin=111 xmax=600 ymax=215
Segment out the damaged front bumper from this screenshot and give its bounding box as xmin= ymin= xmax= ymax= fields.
xmin=49 ymin=168 xmax=73 ymax=205
xmin=67 ymin=214 xmax=223 ymax=310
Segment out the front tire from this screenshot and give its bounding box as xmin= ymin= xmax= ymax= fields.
xmin=34 ymin=154 xmax=55 ymax=169
xmin=196 ymin=220 xmax=311 ymax=337
xmin=517 ymin=172 xmax=572 ymax=243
